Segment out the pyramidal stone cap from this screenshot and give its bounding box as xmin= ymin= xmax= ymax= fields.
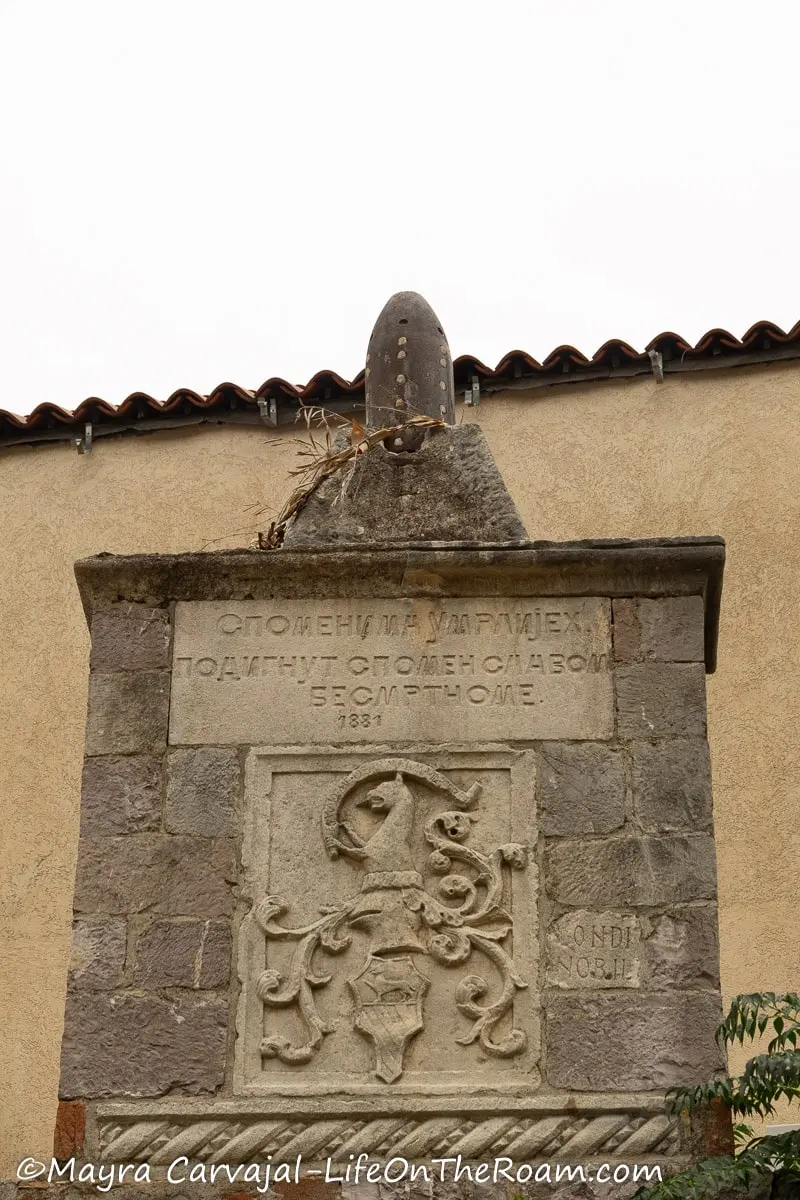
xmin=365 ymin=291 xmax=455 ymax=427
xmin=282 ymin=292 xmax=527 ymax=546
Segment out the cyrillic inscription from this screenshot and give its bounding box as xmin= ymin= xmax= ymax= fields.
xmin=546 ymin=911 xmax=641 ymax=989
xmin=170 ymin=598 xmax=612 ymax=745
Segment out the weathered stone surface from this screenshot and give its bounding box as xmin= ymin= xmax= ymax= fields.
xmin=615 ymin=663 xmax=707 ymax=739
xmin=683 ymin=1096 xmax=736 ymax=1159
xmin=68 ymin=916 xmax=127 ymax=989
xmin=642 ymin=906 xmax=720 ymax=990
xmin=2 ymin=1187 xmax=352 ymax=1200
xmin=545 ymin=834 xmax=717 ymax=906
xmin=546 ymin=910 xmax=641 ymax=988
xmin=85 ymin=671 xmax=170 ymax=755
xmin=0 ymin=1178 xmax=686 ymax=1200
xmin=80 ymin=754 xmax=162 ymax=835
xmin=612 ymin=598 xmax=641 ymax=663
xmin=77 ymin=538 xmax=726 ymax=606
xmin=632 ymin=739 xmax=713 ymax=832
xmin=73 ymin=836 xmax=237 ymax=916
xmin=283 ymin=424 xmax=527 ymax=547
xmin=171 ymin=597 xmax=613 ymax=745
xmin=133 ymin=918 xmax=232 ymax=988
xmin=546 ymin=992 xmax=725 ymax=1090
xmin=59 ymin=991 xmax=228 ymax=1097
xmin=90 ymin=602 xmax=171 ymax=671
xmin=53 ymin=1099 xmax=85 ymax=1159
xmin=537 ymin=742 xmax=625 ymax=835
xmin=165 ymin=747 xmax=239 ymax=837
xmin=285 ymin=1184 xmax=341 ymax=1200
xmin=502 ymin=1184 xmax=654 ymax=1200
xmin=613 ymin=596 xmax=705 ymax=663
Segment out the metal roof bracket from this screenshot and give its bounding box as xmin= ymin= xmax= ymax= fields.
xmin=257 ymin=398 xmax=278 ymax=426
xmin=648 ymin=349 xmax=664 ymax=383
xmin=464 ymin=375 xmax=480 ymax=406
xmin=74 ymin=422 xmax=93 ymax=454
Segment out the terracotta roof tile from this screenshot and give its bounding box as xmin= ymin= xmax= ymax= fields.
xmin=3 ymin=319 xmax=800 ymax=447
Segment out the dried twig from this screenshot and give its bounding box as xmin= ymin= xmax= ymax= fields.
xmin=252 ymin=409 xmax=445 ymax=549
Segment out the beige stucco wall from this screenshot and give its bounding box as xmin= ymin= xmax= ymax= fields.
xmin=1 ymin=363 xmax=798 ymax=1175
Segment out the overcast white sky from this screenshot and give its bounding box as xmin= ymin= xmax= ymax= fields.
xmin=2 ymin=0 xmax=799 ymax=416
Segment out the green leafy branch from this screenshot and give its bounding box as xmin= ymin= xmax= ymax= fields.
xmin=635 ymin=993 xmax=800 ymax=1199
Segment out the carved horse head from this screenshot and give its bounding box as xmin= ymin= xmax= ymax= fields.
xmin=357 ymin=773 xmax=416 ymax=874
xmin=322 ymin=757 xmax=481 ymax=864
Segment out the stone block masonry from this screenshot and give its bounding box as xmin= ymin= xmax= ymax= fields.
xmin=612 ymin=596 xmax=706 ymax=664
xmin=165 ymin=746 xmax=240 ymax=837
xmin=89 ymin=602 xmax=172 ymax=672
xmin=57 ymin=538 xmax=727 ymax=1183
xmin=60 ymin=600 xmax=239 ymax=1104
xmin=60 ymin=991 xmax=228 ymax=1097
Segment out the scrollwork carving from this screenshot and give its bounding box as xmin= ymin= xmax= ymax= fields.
xmin=253 ymin=758 xmax=529 ymax=1082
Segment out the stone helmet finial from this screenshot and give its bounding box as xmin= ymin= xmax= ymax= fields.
xmin=365 ymin=292 xmax=455 ymax=429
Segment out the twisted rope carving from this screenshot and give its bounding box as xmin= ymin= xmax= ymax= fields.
xmin=100 ymin=1111 xmax=678 ymax=1164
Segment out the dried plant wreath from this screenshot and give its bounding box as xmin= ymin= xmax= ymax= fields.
xmin=251 ymin=407 xmax=446 ymax=549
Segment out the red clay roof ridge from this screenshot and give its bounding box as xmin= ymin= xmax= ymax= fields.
xmin=2 ymin=319 xmax=799 ymax=441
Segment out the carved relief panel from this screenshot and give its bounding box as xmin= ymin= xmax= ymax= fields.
xmin=236 ymin=749 xmax=539 ymax=1095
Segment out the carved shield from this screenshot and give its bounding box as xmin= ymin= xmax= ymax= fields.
xmin=349 ymin=954 xmax=429 ymax=1083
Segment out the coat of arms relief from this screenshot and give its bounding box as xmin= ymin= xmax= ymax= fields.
xmin=249 ymin=758 xmax=530 ymax=1084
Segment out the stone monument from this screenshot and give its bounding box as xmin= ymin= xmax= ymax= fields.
xmin=57 ymin=293 xmax=729 ymax=1196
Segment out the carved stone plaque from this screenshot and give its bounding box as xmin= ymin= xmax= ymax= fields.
xmin=546 ymin=911 xmax=642 ymax=989
xmin=170 ymin=597 xmax=613 ymax=744
xmin=235 ymin=749 xmax=540 ymax=1095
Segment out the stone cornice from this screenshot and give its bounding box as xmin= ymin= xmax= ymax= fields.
xmin=75 ymin=537 xmax=725 ymax=671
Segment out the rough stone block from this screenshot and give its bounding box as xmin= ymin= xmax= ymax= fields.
xmin=546 ymin=992 xmax=724 ymax=1090
xmin=59 ymin=991 xmax=228 ymax=1097
xmin=496 ymin=1185 xmax=649 ymax=1200
xmin=133 ymin=919 xmax=232 ymax=988
xmin=642 ymin=906 xmax=720 ymax=990
xmin=53 ymin=1099 xmax=86 ymax=1159
xmin=615 ymin=664 xmax=707 ymax=739
xmin=74 ymin=836 xmax=237 ymax=916
xmin=684 ymin=1095 xmax=736 ymax=1159
xmin=612 ymin=598 xmax=641 ymax=663
xmin=80 ymin=754 xmax=162 ymax=835
xmin=85 ymin=671 xmax=170 ymax=756
xmin=545 ymin=834 xmax=717 ymax=906
xmin=537 ymin=742 xmax=626 ymax=835
xmin=632 ymin=740 xmax=712 ymax=832
xmin=69 ymin=916 xmax=127 ymax=989
xmin=283 ymin=423 xmax=528 ymax=546
xmin=286 ymin=1184 xmax=342 ymax=1200
xmin=90 ymin=602 xmax=172 ymax=671
xmin=613 ymin=596 xmax=705 ymax=664
xmin=165 ymin=747 xmax=240 ymax=837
